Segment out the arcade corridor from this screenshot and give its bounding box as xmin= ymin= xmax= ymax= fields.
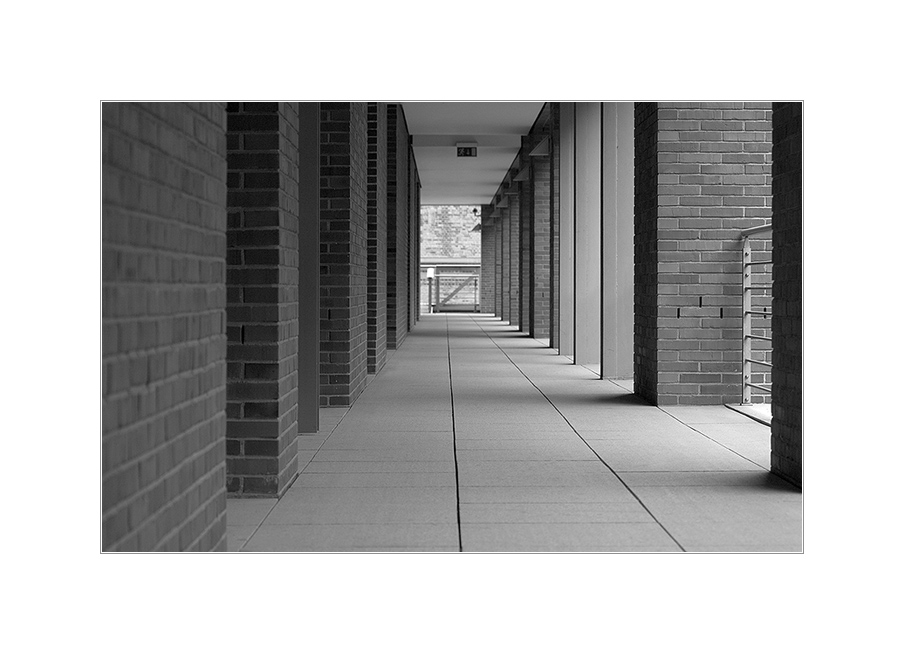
xmin=102 ymin=101 xmax=803 ymax=552
xmin=228 ymin=314 xmax=801 ymax=552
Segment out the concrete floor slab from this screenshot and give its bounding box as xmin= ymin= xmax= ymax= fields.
xmin=460 ymin=502 xmax=655 ymax=524
xmin=229 ymin=314 xmax=802 ymax=552
xmin=244 ymin=523 xmax=459 ymax=552
xmin=459 ymin=484 xmax=637 ymax=504
xmin=460 ymin=523 xmax=681 ymax=552
xmin=585 ymin=436 xmax=763 ymax=472
xmin=303 ymin=461 xmax=455 ymax=473
xmin=296 ymin=472 xmax=457 ymax=487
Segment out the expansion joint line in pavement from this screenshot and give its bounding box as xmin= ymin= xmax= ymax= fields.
xmin=239 ymin=405 xmax=353 ymax=552
xmin=445 ymin=314 xmax=464 ymax=552
xmin=468 ymin=315 xmax=687 ymax=553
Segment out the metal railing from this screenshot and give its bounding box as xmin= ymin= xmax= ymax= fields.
xmin=427 ymin=274 xmax=480 ymax=313
xmin=741 ymin=223 xmax=773 ymax=404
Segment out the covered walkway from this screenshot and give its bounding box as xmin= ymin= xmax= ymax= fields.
xmin=228 ymin=314 xmax=801 ymax=552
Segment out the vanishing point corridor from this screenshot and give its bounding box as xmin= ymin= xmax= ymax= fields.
xmin=228 ymin=314 xmax=801 ymax=552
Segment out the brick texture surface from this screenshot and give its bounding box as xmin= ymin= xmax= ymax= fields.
xmin=409 ymin=147 xmax=421 ymax=328
xmin=387 ymin=105 xmax=410 ymax=348
xmin=319 ymin=102 xmax=369 ymax=406
xmin=634 ymin=102 xmax=660 ymax=402
xmin=480 ymin=204 xmax=495 ymax=311
xmin=495 ymin=207 xmax=503 ymax=317
xmin=530 ymin=126 xmax=552 ymax=339
xmin=367 ymin=103 xmax=388 ymax=374
xmin=770 ymin=102 xmax=802 ymax=486
xmin=550 ymin=103 xmax=560 ymax=348
xmin=102 ymin=102 xmax=228 ymax=551
xmin=634 ymin=102 xmax=773 ymax=405
xmin=225 ymin=102 xmax=300 ymax=495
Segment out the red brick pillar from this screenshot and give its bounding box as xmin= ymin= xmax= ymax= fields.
xmin=634 ymin=102 xmax=772 ymax=405
xmin=366 ymin=103 xmax=388 ymax=374
xmin=409 ymin=147 xmax=420 ymax=328
xmin=480 ymin=204 xmax=496 ymax=312
xmin=494 ymin=205 xmax=503 ymax=317
xmin=225 ymin=102 xmax=299 ymax=495
xmin=319 ymin=102 xmax=368 ymax=406
xmin=770 ymin=102 xmax=802 ymax=486
xmin=500 ymin=200 xmax=511 ymax=322
xmin=387 ymin=104 xmax=410 ymax=347
xmin=530 ymin=129 xmax=552 ymax=339
xmin=103 ymin=102 xmax=228 ymax=551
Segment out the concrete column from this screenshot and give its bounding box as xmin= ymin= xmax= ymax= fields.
xmin=297 ymin=103 xmax=320 ymax=433
xmin=601 ymin=102 xmax=635 ymax=378
xmin=549 ymin=103 xmax=560 ymax=348
xmin=559 ymin=103 xmax=575 ymax=356
xmin=574 ymin=102 xmax=602 ymax=364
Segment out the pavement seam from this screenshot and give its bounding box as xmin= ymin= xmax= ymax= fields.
xmin=445 ymin=314 xmax=464 ymax=552
xmin=468 ymin=314 xmax=687 ymax=553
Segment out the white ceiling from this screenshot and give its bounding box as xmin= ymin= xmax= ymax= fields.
xmin=402 ymin=102 xmax=545 ymax=205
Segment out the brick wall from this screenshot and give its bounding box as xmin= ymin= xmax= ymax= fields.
xmin=102 ymin=102 xmax=228 ymax=551
xmin=420 ymin=206 xmax=481 ymax=257
xmin=634 ymin=102 xmax=772 ymax=405
xmin=367 ymin=103 xmax=388 ymax=374
xmin=225 ymin=102 xmax=300 ymax=495
xmin=387 ymin=104 xmax=410 ymax=347
xmin=319 ymin=102 xmax=369 ymax=406
xmin=480 ymin=204 xmax=495 ymax=311
xmin=770 ymin=102 xmax=802 ymax=486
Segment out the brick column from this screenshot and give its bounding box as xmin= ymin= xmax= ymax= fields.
xmin=531 ymin=132 xmax=552 ymax=339
xmin=480 ymin=204 xmax=495 ymax=312
xmin=634 ymin=102 xmax=660 ymax=401
xmin=225 ymin=102 xmax=299 ymax=496
xmin=518 ymin=146 xmax=532 ymax=332
xmin=409 ymin=147 xmax=420 ymax=328
xmin=495 ymin=207 xmax=503 ymax=317
xmin=501 ymin=202 xmax=511 ymax=321
xmin=319 ymin=102 xmax=368 ymax=407
xmin=550 ymin=103 xmax=560 ymax=348
xmin=103 ymin=102 xmax=228 ymax=551
xmin=770 ymin=102 xmax=802 ymax=486
xmin=387 ymin=104 xmax=409 ymax=347
xmin=634 ymin=102 xmax=772 ymax=405
xmin=366 ymin=103 xmax=388 ymax=374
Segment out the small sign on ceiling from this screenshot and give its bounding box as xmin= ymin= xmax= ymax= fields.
xmin=456 ymin=142 xmax=478 ymax=157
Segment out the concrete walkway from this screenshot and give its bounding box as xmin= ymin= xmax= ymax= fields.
xmin=227 ymin=314 xmax=802 ymax=552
